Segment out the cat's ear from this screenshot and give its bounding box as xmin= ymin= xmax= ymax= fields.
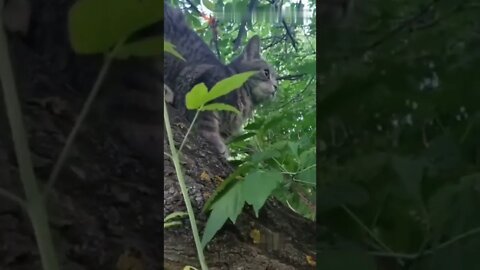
xmin=242 ymin=35 xmax=261 ymax=60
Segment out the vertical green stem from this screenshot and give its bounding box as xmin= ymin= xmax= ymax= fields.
xmin=0 ymin=5 xmax=60 ymax=270
xmin=164 ymin=99 xmax=209 ymax=270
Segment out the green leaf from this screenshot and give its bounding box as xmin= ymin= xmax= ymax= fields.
xmin=114 ymin=36 xmax=163 ymax=59
xmin=317 ymin=249 xmax=376 ymax=270
xmin=201 ymin=206 xmax=229 ymax=247
xmin=288 ymin=142 xmax=299 ymax=158
xmin=164 ymin=40 xmax=185 ymax=60
xmin=297 ymin=166 xmax=316 ymax=185
xmin=227 ymin=132 xmax=257 ymax=144
xmin=68 ymin=0 xmax=162 ymax=53
xmin=392 ymin=156 xmax=425 ymax=202
xmin=202 ymin=182 xmax=244 ymax=247
xmin=207 ymin=71 xmax=256 ymax=101
xmin=297 ymin=61 xmax=316 ymax=75
xmin=203 ymin=163 xmax=254 ymax=212
xmin=243 ymin=170 xmax=283 ymax=216
xmin=200 ymin=103 xmax=241 ymax=114
xmin=251 ymin=148 xmax=281 ymax=163
xmin=201 ymin=0 xmax=216 ymax=12
xmin=243 ymin=119 xmax=265 ymax=130
xmin=164 ymin=221 xmax=183 ymax=228
xmin=164 ymin=211 xmax=188 ymax=222
xmin=185 ymin=83 xmax=209 ymax=109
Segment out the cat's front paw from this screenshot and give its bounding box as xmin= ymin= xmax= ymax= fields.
xmin=221 ymin=147 xmax=230 ymax=159
xmin=164 ymin=84 xmax=175 ymax=104
xmin=215 ymin=140 xmax=230 ymax=159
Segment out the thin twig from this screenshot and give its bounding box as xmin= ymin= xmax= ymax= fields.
xmin=179 ymin=108 xmax=201 ymax=153
xmin=342 ymin=205 xmax=405 ymax=266
xmin=371 ymin=225 xmax=480 ymax=260
xmin=233 ymin=0 xmax=258 ymax=50
xmin=43 ymin=40 xmax=125 ymax=197
xmin=277 ymin=76 xmax=314 ymax=109
xmin=363 ymin=0 xmax=438 ymax=53
xmin=277 ymin=73 xmax=306 ymax=81
xmin=281 ymin=18 xmax=298 ymax=52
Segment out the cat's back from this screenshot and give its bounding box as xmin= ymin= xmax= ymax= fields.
xmin=163 ymin=3 xmax=221 ymax=66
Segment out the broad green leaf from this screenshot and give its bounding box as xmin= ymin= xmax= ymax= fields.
xmin=203 ymin=163 xmax=254 ymax=212
xmin=164 ymin=40 xmax=185 ymax=60
xmin=316 ymin=249 xmax=376 ymax=270
xmin=185 ymin=83 xmax=209 ymax=109
xmin=243 ymin=170 xmax=283 ymax=216
xmin=202 ymin=182 xmax=244 ymax=247
xmin=200 ymin=103 xmax=241 ymax=114
xmin=288 ymin=142 xmax=299 ymax=158
xmin=201 ymin=206 xmax=228 ymax=248
xmin=115 ymin=36 xmax=164 ymax=59
xmin=69 ymin=0 xmax=162 ymax=53
xmin=207 ymin=71 xmax=256 ymax=101
xmin=296 ymin=166 xmax=316 ymax=185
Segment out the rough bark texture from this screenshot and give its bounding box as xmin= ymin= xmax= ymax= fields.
xmin=0 ymin=1 xmax=315 ymax=269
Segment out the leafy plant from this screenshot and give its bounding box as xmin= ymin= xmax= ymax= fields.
xmin=317 ymin=0 xmax=480 ymax=268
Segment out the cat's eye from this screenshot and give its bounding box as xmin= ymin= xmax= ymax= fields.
xmin=263 ymin=69 xmax=270 ymax=78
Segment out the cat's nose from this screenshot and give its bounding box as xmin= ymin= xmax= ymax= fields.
xmin=273 ymin=85 xmax=278 ymax=92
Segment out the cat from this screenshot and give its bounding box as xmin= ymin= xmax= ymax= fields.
xmin=163 ymin=3 xmax=279 ymax=157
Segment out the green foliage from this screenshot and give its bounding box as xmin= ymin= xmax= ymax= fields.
xmin=68 ymin=0 xmax=162 ymax=53
xmin=319 ymin=0 xmax=480 ymax=267
xmin=185 ymin=71 xmax=256 ymax=114
xmin=164 ymin=40 xmax=185 ymax=60
xmin=116 ymin=36 xmax=164 ymax=59
xmin=201 ymin=170 xmax=283 ymax=247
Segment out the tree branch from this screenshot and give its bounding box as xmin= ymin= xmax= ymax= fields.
xmin=282 ymin=18 xmax=298 ymax=52
xmin=233 ymin=0 xmax=258 ymax=50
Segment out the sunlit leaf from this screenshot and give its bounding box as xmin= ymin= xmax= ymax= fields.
xmin=185 ymin=83 xmax=209 ymax=109
xmin=164 ymin=40 xmax=185 ymax=60
xmin=208 ymin=71 xmax=256 ymax=101
xmin=200 ymin=103 xmax=241 ymax=114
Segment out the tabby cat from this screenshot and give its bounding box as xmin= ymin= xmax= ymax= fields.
xmin=164 ymin=3 xmax=278 ymax=157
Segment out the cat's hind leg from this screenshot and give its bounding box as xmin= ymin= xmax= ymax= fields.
xmin=197 ymin=112 xmax=230 ymax=158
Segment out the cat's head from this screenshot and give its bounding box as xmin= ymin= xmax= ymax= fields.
xmin=228 ymin=36 xmax=278 ymax=104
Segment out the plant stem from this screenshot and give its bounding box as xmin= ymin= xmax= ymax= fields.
xmin=179 ymin=109 xmax=201 ymax=153
xmin=43 ymin=40 xmax=124 ymax=197
xmin=0 ymin=8 xmax=60 ymax=270
xmin=164 ymin=100 xmax=209 ymax=270
xmin=341 ymin=205 xmax=404 ymax=266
